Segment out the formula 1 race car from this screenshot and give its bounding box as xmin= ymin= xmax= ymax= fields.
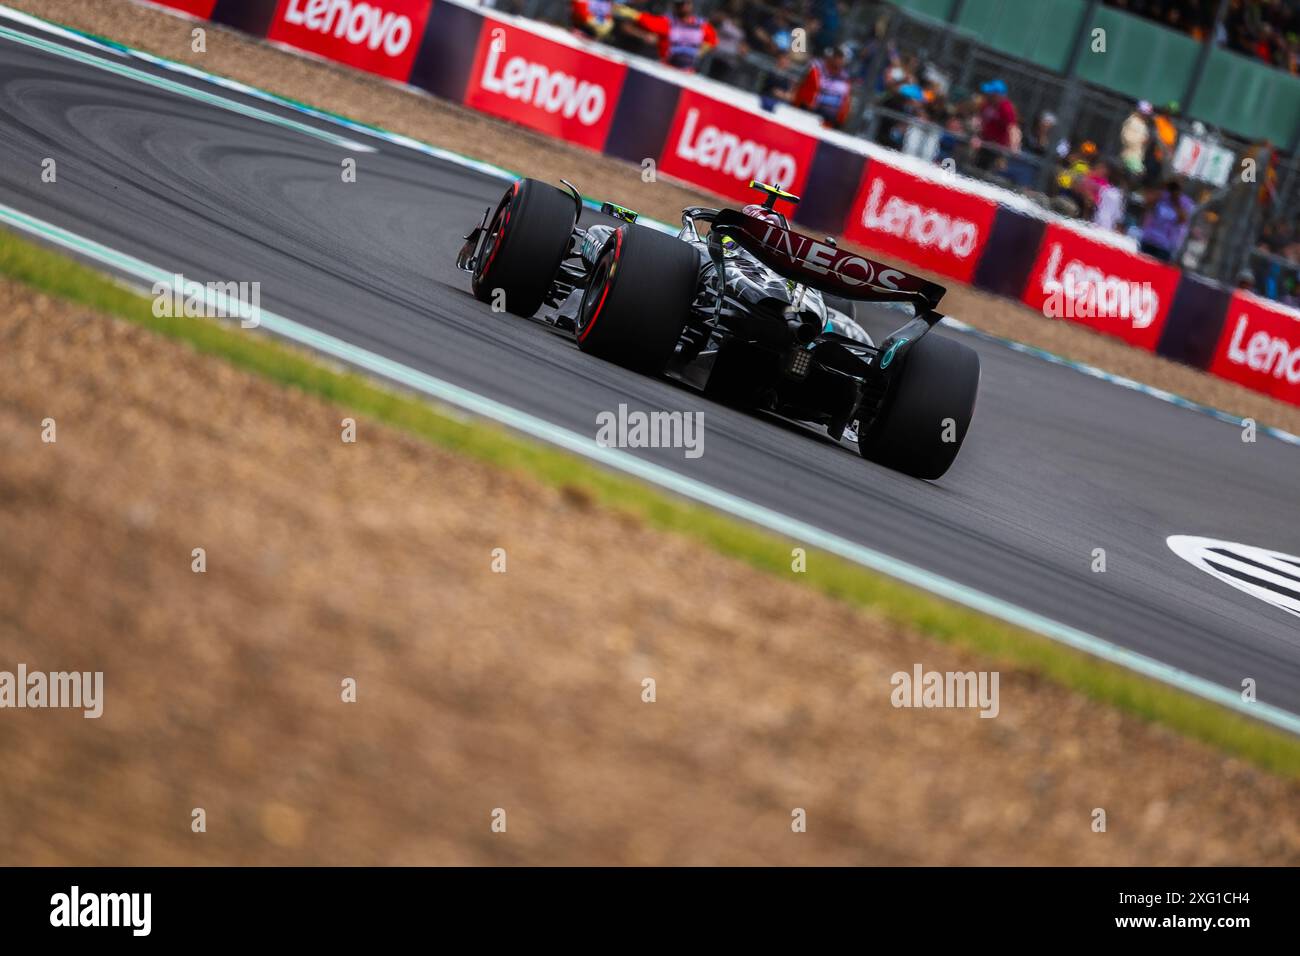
xmin=456 ymin=178 xmax=979 ymax=479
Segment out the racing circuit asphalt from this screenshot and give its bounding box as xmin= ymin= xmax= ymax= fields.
xmin=2 ymin=20 xmax=1299 ymax=720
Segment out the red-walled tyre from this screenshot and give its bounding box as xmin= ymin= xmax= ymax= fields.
xmin=574 ymin=224 xmax=698 ymax=374
xmin=471 ymin=178 xmax=575 ymax=317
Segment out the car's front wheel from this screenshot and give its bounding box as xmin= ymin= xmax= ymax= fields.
xmin=471 ymin=178 xmax=575 ymax=317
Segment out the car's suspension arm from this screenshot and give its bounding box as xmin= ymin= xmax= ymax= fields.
xmin=875 ymin=309 xmax=945 ymax=371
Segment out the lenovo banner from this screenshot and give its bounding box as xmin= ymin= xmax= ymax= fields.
xmin=464 ymin=20 xmax=627 ymax=152
xmin=1209 ymin=292 xmax=1300 ymax=406
xmin=266 ymin=0 xmax=433 ymax=82
xmin=150 ymin=0 xmax=219 ymax=16
xmin=658 ymin=90 xmax=817 ymax=204
xmin=1020 ymin=224 xmax=1181 ymax=351
xmin=843 ymin=161 xmax=997 ymax=282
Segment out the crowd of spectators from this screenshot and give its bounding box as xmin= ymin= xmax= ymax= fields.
xmin=871 ymin=72 xmax=1217 ymax=263
xmin=1105 ymin=0 xmax=1300 ymax=75
xmin=1045 ymin=100 xmax=1192 ymax=249
xmin=566 ymin=1 xmax=870 ymax=129
xmin=568 ymin=1 xmax=852 ymax=78
xmin=1253 ymin=206 xmax=1300 ymax=306
xmin=852 ymin=27 xmax=1300 ymax=290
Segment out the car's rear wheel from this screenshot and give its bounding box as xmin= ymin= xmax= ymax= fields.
xmin=857 ymin=332 xmax=979 ymax=480
xmin=575 ymin=224 xmax=698 ymax=374
xmin=472 ymin=178 xmax=575 ymax=317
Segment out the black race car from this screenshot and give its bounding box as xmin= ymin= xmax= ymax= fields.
xmin=456 ymin=178 xmax=979 ymax=479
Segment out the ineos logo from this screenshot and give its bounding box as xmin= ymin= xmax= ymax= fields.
xmin=757 ymin=224 xmax=906 ymax=290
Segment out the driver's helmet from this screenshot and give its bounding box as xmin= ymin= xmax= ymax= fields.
xmin=742 ymin=203 xmax=784 ymax=227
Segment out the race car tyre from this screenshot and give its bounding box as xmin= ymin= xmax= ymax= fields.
xmin=857 ymin=332 xmax=979 ymax=480
xmin=472 ymin=178 xmax=575 ymax=317
xmin=574 ymin=224 xmax=698 ymax=373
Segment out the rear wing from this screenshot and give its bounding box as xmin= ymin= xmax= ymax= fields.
xmin=710 ymin=209 xmax=946 ymax=314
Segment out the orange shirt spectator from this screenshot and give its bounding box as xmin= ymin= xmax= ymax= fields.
xmin=1153 ymin=110 xmax=1178 ymax=149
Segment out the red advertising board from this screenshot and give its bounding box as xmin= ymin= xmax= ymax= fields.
xmin=1209 ymin=292 xmax=1300 ymax=407
xmin=658 ymin=90 xmax=818 ymax=204
xmin=267 ymin=0 xmax=433 ymax=82
xmin=464 ymin=21 xmax=627 ymax=152
xmin=842 ymin=161 xmax=997 ymax=282
xmin=149 ymin=0 xmax=218 ymax=17
xmin=1019 ymin=224 xmax=1181 ymax=351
